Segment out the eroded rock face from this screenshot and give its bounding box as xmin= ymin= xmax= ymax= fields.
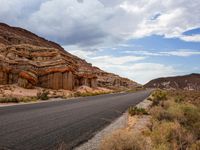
xmin=144 ymin=73 xmax=200 ymax=91
xmin=0 ymin=23 xmax=138 ymax=90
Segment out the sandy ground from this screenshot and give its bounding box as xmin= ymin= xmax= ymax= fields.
xmin=0 ymin=84 xmax=40 ymax=98
xmin=0 ymin=84 xmax=113 ymax=106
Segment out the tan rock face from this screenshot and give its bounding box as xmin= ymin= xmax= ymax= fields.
xmin=0 ymin=23 xmax=138 ymax=90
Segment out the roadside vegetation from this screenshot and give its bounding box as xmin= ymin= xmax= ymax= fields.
xmin=128 ymin=106 xmax=148 ymax=116
xmin=0 ymin=96 xmax=38 ymax=103
xmin=100 ymin=89 xmax=200 ymax=150
xmin=72 ymin=91 xmax=112 ymax=97
xmin=0 ymin=86 xmax=146 ymax=104
xmin=37 ymin=90 xmax=49 ymax=100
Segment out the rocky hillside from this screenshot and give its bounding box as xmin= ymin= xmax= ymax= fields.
xmin=0 ymin=23 xmax=138 ymax=90
xmin=145 ymin=73 xmax=200 ymax=90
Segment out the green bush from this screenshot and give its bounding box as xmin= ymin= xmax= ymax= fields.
xmin=151 ymin=90 xmax=167 ymax=106
xmin=37 ymin=90 xmax=49 ymax=100
xmin=128 ymin=106 xmax=148 ymax=116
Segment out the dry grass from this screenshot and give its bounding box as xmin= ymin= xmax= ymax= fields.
xmin=166 ymin=90 xmax=200 ymax=106
xmin=0 ymin=96 xmax=38 ymax=103
xmin=100 ymin=90 xmax=200 ymax=150
xmin=100 ymin=129 xmax=149 ymax=150
xmin=150 ymin=121 xmax=195 ymax=150
xmin=149 ymin=89 xmax=200 ymax=149
xmin=73 ymin=91 xmax=112 ymax=97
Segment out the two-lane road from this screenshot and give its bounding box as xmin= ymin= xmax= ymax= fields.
xmin=0 ymin=90 xmax=151 ymax=150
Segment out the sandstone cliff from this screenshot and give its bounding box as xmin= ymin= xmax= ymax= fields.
xmin=144 ymin=73 xmax=200 ymax=91
xmin=0 ymin=23 xmax=138 ymax=90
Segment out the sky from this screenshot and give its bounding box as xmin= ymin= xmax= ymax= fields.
xmin=0 ymin=0 xmax=200 ymax=84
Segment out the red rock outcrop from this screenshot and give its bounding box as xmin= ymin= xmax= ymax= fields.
xmin=0 ymin=23 xmax=138 ymax=90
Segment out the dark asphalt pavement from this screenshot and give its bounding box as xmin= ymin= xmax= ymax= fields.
xmin=0 ymin=90 xmax=151 ymax=150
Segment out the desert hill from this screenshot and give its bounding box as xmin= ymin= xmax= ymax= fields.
xmin=0 ymin=23 xmax=138 ymax=90
xmin=144 ymin=73 xmax=200 ymax=90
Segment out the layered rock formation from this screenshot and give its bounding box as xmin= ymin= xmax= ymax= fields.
xmin=145 ymin=73 xmax=200 ymax=91
xmin=0 ymin=23 xmax=138 ymax=90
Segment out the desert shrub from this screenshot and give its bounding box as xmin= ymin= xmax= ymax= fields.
xmin=0 ymin=97 xmax=19 ymax=103
xmin=0 ymin=96 xmax=38 ymax=103
xmin=149 ymin=90 xmax=200 ymax=149
xmin=147 ymin=97 xmax=152 ymax=101
xmin=19 ymin=97 xmax=38 ymax=103
xmin=166 ymin=90 xmax=200 ymax=106
xmin=165 ymin=103 xmax=185 ymax=122
xmin=37 ymin=90 xmax=49 ymax=100
xmin=151 ymin=101 xmax=200 ymax=123
xmin=73 ymin=91 xmax=111 ymax=97
xmin=151 ymin=90 xmax=167 ymax=106
xmin=149 ymin=102 xmax=184 ymax=122
xmin=128 ymin=106 xmax=148 ymax=116
xmin=100 ymin=129 xmax=148 ymax=150
xmin=175 ymin=95 xmax=184 ymax=103
xmin=73 ymin=92 xmax=97 ymax=97
xmin=149 ymin=106 xmax=167 ymax=121
xmin=152 ymin=143 xmax=169 ymax=150
xmin=151 ymin=121 xmax=195 ymax=150
xmin=180 ymin=104 xmax=200 ymax=138
xmin=181 ymin=104 xmax=200 ymax=126
xmin=189 ymin=140 xmax=200 ymax=150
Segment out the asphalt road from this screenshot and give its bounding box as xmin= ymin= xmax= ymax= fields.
xmin=0 ymin=90 xmax=151 ymax=150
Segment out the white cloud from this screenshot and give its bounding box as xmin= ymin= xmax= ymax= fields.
xmin=179 ymin=35 xmax=200 ymax=42
xmin=0 ymin=0 xmax=199 ymax=84
xmin=90 ymin=55 xmax=146 ymax=66
xmin=125 ymin=50 xmax=200 ymax=57
xmin=124 ymin=50 xmax=162 ymax=56
xmin=0 ymin=0 xmax=200 ymax=47
xmin=92 ymin=62 xmax=177 ymax=84
xmin=160 ymin=50 xmax=200 ymax=57
xmin=64 ymin=48 xmax=178 ymax=84
xmin=126 ymin=63 xmax=177 ymax=84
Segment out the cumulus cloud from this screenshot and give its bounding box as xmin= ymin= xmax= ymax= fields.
xmin=0 ymin=0 xmax=200 ymax=47
xmin=179 ymin=35 xmax=200 ymax=42
xmin=66 ymin=48 xmax=177 ymax=84
xmin=0 ymin=0 xmax=199 ymax=83
xmin=125 ymin=63 xmax=177 ymax=84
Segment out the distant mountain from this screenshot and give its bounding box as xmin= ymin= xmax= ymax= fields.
xmin=144 ymin=73 xmax=200 ymax=90
xmin=0 ymin=23 xmax=138 ymax=90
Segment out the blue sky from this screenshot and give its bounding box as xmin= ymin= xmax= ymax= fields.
xmin=0 ymin=0 xmax=199 ymax=84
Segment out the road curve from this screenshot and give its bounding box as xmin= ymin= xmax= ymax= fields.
xmin=0 ymin=90 xmax=151 ymax=150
